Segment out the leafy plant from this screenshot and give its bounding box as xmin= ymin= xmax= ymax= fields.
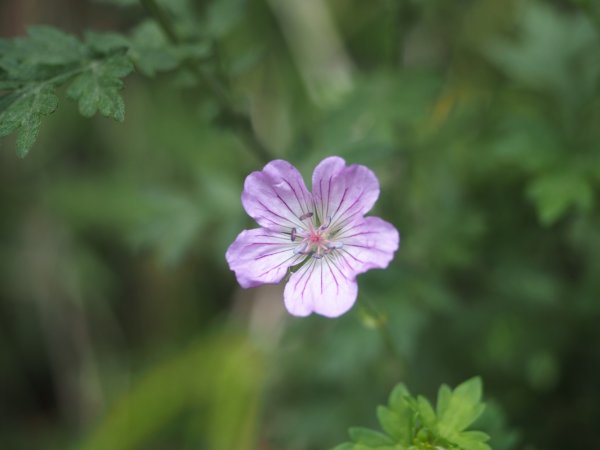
xmin=331 ymin=378 xmax=490 ymax=450
xmin=0 ymin=27 xmax=135 ymax=157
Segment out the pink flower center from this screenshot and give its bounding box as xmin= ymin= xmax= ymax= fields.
xmin=309 ymin=232 xmax=323 ymax=244
xmin=291 ymin=212 xmax=343 ymax=259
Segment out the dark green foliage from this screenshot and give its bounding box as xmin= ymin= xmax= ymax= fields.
xmin=332 ymin=378 xmax=490 ymax=450
xmin=0 ymin=27 xmax=133 ymax=156
xmin=0 ymin=18 xmax=206 ymax=156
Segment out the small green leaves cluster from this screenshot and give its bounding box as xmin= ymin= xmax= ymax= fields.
xmin=0 ymin=26 xmax=133 ymax=157
xmin=0 ymin=23 xmax=206 ymax=157
xmin=332 ymin=378 xmax=491 ymax=450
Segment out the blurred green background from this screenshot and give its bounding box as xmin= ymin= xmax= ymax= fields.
xmin=1 ymin=0 xmax=600 ymax=449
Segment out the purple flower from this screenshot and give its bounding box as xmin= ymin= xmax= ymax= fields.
xmin=225 ymin=157 xmax=400 ymax=318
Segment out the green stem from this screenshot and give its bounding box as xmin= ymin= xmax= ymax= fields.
xmin=139 ymin=0 xmax=275 ymax=164
xmin=358 ymin=296 xmax=410 ymax=379
xmin=387 ymin=0 xmax=416 ymax=68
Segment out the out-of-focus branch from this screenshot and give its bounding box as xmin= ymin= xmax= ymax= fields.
xmin=139 ymin=0 xmax=275 ymax=164
xmin=389 ymin=0 xmax=416 ymax=68
xmin=266 ymin=0 xmax=354 ymax=106
xmin=358 ymin=297 xmax=410 ymax=380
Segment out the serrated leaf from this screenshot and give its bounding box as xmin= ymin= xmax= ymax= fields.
xmin=436 ymin=377 xmax=485 ymax=440
xmin=67 ymin=54 xmax=133 ymax=121
xmin=333 ymin=378 xmax=493 ymax=450
xmin=0 ymin=84 xmax=58 ymax=157
xmin=349 ymin=427 xmax=394 ymax=446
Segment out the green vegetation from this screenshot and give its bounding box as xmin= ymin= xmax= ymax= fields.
xmin=1 ymin=1 xmax=599 ymax=449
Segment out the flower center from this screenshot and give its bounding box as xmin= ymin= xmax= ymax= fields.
xmin=291 ymin=211 xmax=343 ymax=259
xmin=309 ymin=232 xmax=323 ymax=244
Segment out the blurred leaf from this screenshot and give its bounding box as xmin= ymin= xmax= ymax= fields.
xmin=78 ymin=333 xmax=264 ymax=450
xmin=128 ymin=20 xmax=179 ymax=76
xmin=129 ymin=189 xmax=206 ymax=266
xmin=348 ymin=427 xmax=394 ymax=446
xmin=1 ymin=25 xmax=86 ymax=67
xmin=376 ymin=406 xmax=406 ymax=443
xmin=416 ymin=396 xmax=436 ymax=429
xmin=485 ymin=2 xmax=600 ymax=100
xmin=527 ymin=171 xmax=594 ymax=225
xmin=85 ymin=30 xmax=130 ymax=54
xmin=206 ymin=0 xmax=246 ymax=37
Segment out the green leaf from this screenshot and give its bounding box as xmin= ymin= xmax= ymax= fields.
xmin=436 ymin=377 xmax=486 ymax=440
xmin=452 ymin=431 xmax=491 ymax=450
xmin=416 ymin=396 xmax=437 ymax=429
xmin=484 ymin=2 xmax=600 ymax=100
xmin=349 ymin=427 xmax=394 ymax=446
xmin=389 ymin=384 xmax=411 ymax=413
xmin=14 ymin=26 xmax=86 ymax=66
xmin=436 ymin=384 xmax=453 ymax=418
xmin=376 ymin=406 xmax=406 ymax=442
xmin=0 ymin=84 xmax=58 ymax=157
xmin=334 ymin=378 xmax=493 ymax=450
xmin=67 ymin=54 xmax=133 ymax=121
xmin=85 ymin=30 xmax=130 ymax=55
xmin=527 ymin=171 xmax=594 ymax=225
xmin=329 ymin=444 xmax=355 ymax=450
xmin=128 ymin=21 xmax=179 ymax=76
xmin=386 ymin=384 xmax=414 ymax=446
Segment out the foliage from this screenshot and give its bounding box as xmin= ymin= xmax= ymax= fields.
xmin=0 ymin=17 xmax=208 ymax=157
xmin=332 ymin=378 xmax=490 ymax=450
xmin=1 ymin=1 xmax=600 ymax=450
xmin=0 ymin=27 xmax=132 ymax=156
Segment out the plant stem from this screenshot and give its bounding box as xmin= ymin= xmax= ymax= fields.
xmin=358 ymin=296 xmax=410 ymax=379
xmin=139 ymin=0 xmax=275 ymax=164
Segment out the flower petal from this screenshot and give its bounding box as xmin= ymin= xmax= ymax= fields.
xmin=226 ymin=228 xmax=303 ymax=288
xmin=335 ymin=216 xmax=399 ymax=275
xmin=312 ymin=156 xmax=380 ymax=230
xmin=284 ymin=257 xmax=358 ymax=317
xmin=241 ymin=160 xmax=313 ymax=232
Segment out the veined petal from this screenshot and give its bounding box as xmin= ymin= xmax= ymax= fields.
xmin=284 ymin=256 xmax=358 ymax=317
xmin=241 ymin=160 xmax=313 ymax=232
xmin=226 ymin=228 xmax=303 ymax=288
xmin=335 ymin=216 xmax=399 ymax=275
xmin=311 ymin=156 xmax=380 ymax=229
